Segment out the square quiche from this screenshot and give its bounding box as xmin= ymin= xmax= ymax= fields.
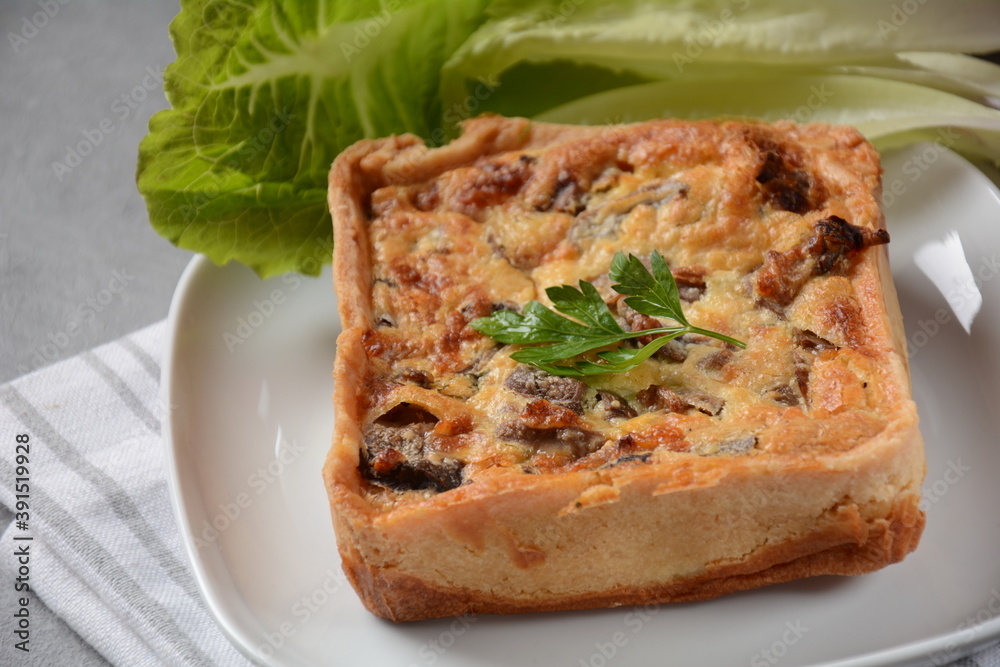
xmin=323 ymin=116 xmax=925 ymax=621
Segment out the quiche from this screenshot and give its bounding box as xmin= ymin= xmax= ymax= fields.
xmin=323 ymin=116 xmax=926 ymax=622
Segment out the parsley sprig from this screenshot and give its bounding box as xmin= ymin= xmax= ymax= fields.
xmin=470 ymin=251 xmax=745 ymax=377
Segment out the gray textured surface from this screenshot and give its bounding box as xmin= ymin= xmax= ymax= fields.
xmin=0 ymin=0 xmax=192 ymax=384
xmin=0 ymin=1 xmax=189 ymax=664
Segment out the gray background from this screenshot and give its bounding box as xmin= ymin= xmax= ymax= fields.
xmin=1 ymin=0 xmax=192 ymax=385
xmin=1 ymin=1 xmax=999 ymax=665
xmin=1 ymin=1 xmax=188 ymax=664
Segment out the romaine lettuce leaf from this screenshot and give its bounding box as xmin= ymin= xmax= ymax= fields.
xmin=535 ymin=73 xmax=1000 ymax=173
xmin=443 ymin=1 xmax=1000 ymax=172
xmin=444 ymin=0 xmax=1000 ymax=102
xmin=137 ymin=0 xmax=489 ymax=277
xmin=138 ymin=0 xmax=1000 ymax=277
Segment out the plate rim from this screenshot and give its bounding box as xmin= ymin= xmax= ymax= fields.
xmin=161 ymin=255 xmax=289 ymax=667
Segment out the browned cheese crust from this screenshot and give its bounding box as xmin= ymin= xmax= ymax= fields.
xmin=324 ymin=116 xmax=926 ymax=622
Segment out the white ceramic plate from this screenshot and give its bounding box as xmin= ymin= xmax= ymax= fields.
xmin=163 ymin=143 xmax=1000 ymax=667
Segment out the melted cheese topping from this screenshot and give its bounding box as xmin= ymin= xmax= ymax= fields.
xmin=356 ymin=119 xmax=892 ymax=493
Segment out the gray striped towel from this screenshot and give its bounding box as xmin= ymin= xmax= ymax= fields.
xmin=0 ymin=322 xmax=250 ymax=666
xmin=1 ymin=320 xmax=999 ymax=667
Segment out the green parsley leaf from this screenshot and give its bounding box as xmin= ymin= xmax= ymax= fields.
xmin=470 ymin=250 xmax=745 ymax=377
xmin=610 ymin=251 xmax=687 ymax=324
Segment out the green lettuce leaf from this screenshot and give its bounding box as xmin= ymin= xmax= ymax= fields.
xmin=444 ymin=0 xmax=1000 ymax=102
xmin=534 ymin=74 xmax=1000 ymax=166
xmin=137 ymin=0 xmax=489 ymax=277
xmin=441 ymin=1 xmax=1000 ymax=172
xmin=139 ymin=0 xmax=1000 ymax=277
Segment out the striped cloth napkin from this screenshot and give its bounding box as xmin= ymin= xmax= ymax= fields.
xmin=0 ymin=322 xmax=249 ymax=666
xmin=0 ymin=320 xmax=998 ymax=667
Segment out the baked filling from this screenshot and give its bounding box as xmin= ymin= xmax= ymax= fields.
xmin=352 ymin=118 xmax=897 ymax=501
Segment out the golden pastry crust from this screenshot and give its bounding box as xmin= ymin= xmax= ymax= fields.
xmin=324 ymin=116 xmax=925 ymax=622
